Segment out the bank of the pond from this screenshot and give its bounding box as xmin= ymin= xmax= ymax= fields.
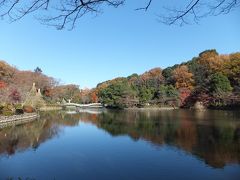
xmin=126 ymin=107 xmax=177 ymax=110
xmin=40 ymin=106 xmax=62 ymax=111
xmin=0 ymin=113 xmax=39 ymax=129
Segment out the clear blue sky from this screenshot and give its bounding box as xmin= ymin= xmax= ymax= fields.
xmin=0 ymin=1 xmax=239 ymax=88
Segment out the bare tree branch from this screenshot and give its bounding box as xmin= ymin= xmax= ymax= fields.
xmin=0 ymin=0 xmax=239 ymax=29
xmin=0 ymin=0 xmax=124 ymax=29
xmin=135 ymin=0 xmax=152 ymax=11
xmin=158 ymin=0 xmax=240 ymax=25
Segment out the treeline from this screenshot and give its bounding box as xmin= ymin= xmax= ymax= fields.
xmin=0 ymin=61 xmax=97 ymax=105
xmin=96 ymin=49 xmax=240 ymax=109
xmin=1 ymin=49 xmax=240 ymax=109
xmin=0 ymin=62 xmax=55 ymax=103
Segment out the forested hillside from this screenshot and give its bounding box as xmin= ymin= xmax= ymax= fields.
xmin=1 ymin=49 xmax=239 ymax=109
xmin=0 ymin=62 xmax=54 ymax=103
xmin=96 ymin=50 xmax=240 ymax=109
xmin=0 ymin=62 xmax=92 ymax=104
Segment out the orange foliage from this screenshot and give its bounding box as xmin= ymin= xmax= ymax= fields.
xmin=0 ymin=60 xmax=16 ymax=82
xmin=0 ymin=81 xmax=6 ymax=88
xmin=141 ymin=68 xmax=164 ymax=82
xmin=179 ymin=88 xmax=192 ymax=106
xmin=90 ymin=91 xmax=98 ymax=103
xmin=229 ymin=52 xmax=240 ymax=61
xmin=173 ymin=65 xmax=194 ymax=90
xmin=198 ymin=51 xmax=230 ymax=73
xmin=222 ymin=52 xmax=240 ymax=85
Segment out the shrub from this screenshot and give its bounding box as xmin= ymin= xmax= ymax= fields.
xmin=1 ymin=104 xmax=15 ymax=116
xmin=15 ymin=104 xmax=24 ymax=115
xmin=23 ymin=106 xmax=35 ymax=113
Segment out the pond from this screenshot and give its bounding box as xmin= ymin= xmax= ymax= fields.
xmin=0 ymin=109 xmax=240 ymax=180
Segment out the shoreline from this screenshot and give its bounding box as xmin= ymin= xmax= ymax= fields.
xmin=126 ymin=107 xmax=178 ymax=111
xmin=40 ymin=106 xmax=62 ymax=111
xmin=0 ymin=113 xmax=39 ymax=129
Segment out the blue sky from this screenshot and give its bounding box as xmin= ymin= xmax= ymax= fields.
xmin=0 ymin=1 xmax=239 ymax=88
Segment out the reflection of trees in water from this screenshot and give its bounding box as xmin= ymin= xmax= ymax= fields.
xmin=0 ymin=111 xmax=80 ymax=156
xmin=195 ymin=125 xmax=240 ymax=168
xmin=0 ymin=110 xmax=239 ymax=168
xmin=82 ymin=110 xmax=240 ymax=168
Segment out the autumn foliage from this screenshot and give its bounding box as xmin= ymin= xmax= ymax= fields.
xmin=172 ymin=65 xmax=194 ymax=90
xmin=0 ymin=61 xmax=58 ymax=103
xmin=0 ymin=49 xmax=239 ymax=109
xmin=9 ymin=89 xmax=21 ymax=102
xmin=0 ymin=81 xmax=6 ymax=89
xmin=98 ymin=49 xmax=240 ymax=108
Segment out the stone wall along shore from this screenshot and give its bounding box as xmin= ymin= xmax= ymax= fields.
xmin=0 ymin=113 xmax=39 ymax=129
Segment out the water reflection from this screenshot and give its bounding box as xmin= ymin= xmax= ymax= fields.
xmin=0 ymin=109 xmax=240 ymax=169
xmin=95 ymin=110 xmax=240 ymax=168
xmin=0 ymin=111 xmax=79 ymax=156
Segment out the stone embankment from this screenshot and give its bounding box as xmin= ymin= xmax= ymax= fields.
xmin=40 ymin=106 xmax=62 ymax=111
xmin=0 ymin=113 xmax=39 ymax=129
xmin=127 ymin=107 xmax=177 ymax=110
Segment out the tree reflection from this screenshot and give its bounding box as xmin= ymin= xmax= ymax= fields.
xmin=0 ymin=109 xmax=239 ymax=169
xmin=85 ymin=109 xmax=240 ymax=168
xmin=0 ymin=111 xmax=80 ymax=156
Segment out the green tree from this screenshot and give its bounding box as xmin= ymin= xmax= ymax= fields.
xmin=208 ymin=73 xmax=233 ymax=107
xmin=34 ymin=67 xmax=42 ymax=74
xmin=99 ymin=80 xmax=137 ymax=108
xmin=186 ymin=58 xmax=207 ymax=87
xmin=209 ymin=73 xmax=232 ymax=94
xmin=156 ymin=85 xmax=178 ymax=104
xmin=138 ymin=87 xmax=153 ymax=104
xmin=162 ymin=67 xmax=174 ymax=85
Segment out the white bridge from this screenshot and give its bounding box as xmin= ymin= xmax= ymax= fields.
xmin=62 ymin=103 xmax=104 ymax=108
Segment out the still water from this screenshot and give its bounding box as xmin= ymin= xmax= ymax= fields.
xmin=0 ymin=109 xmax=240 ymax=180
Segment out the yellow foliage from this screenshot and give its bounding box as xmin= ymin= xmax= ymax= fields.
xmin=198 ymin=53 xmax=230 ymax=73
xmin=222 ymin=53 xmax=240 ymax=85
xmin=173 ymin=65 xmax=194 ymax=90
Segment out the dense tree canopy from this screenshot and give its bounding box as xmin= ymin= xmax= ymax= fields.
xmin=97 ymin=49 xmax=240 ymax=109
xmin=223 ymin=53 xmax=240 ymax=87
xmin=0 ymin=61 xmax=56 ymax=103
xmin=172 ymin=65 xmax=195 ymax=90
xmin=1 ymin=49 xmax=240 ymax=109
xmin=209 ymin=73 xmax=232 ymax=94
xmin=98 ymin=79 xmax=137 ymax=108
